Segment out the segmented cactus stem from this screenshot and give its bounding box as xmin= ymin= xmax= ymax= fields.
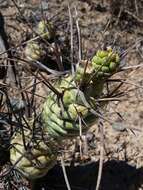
xmin=10 ymin=48 xmax=121 ymax=180
xmin=42 ymin=48 xmax=120 ymax=138
xmin=10 ymin=129 xmax=58 ymax=180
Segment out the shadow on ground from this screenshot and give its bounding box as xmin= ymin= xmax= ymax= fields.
xmin=32 ymin=160 xmax=143 ymax=190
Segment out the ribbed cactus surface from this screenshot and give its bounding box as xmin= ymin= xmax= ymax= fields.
xmin=24 ymin=41 xmax=46 ymax=61
xmin=42 ymin=48 xmax=120 ymax=138
xmin=42 ymin=76 xmax=93 ymax=138
xmin=91 ymin=48 xmax=120 ymax=77
xmin=10 ymin=131 xmax=58 ymax=180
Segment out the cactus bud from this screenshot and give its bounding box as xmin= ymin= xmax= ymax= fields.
xmin=91 ymin=48 xmax=120 ymax=77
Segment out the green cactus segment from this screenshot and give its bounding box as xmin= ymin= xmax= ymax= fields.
xmin=24 ymin=20 xmax=54 ymax=62
xmin=10 ymin=132 xmax=58 ymax=180
xmin=42 ymin=48 xmax=120 ymax=138
xmin=10 ymin=48 xmax=121 ymax=180
xmin=37 ymin=20 xmax=54 ymax=40
xmin=25 ymin=41 xmax=45 ymax=61
xmin=92 ymin=48 xmax=120 ymax=77
xmin=42 ymin=73 xmax=104 ymax=138
xmin=42 ymin=94 xmax=81 ymax=138
xmin=74 ymin=66 xmax=92 ymax=84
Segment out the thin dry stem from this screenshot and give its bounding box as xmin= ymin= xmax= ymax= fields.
xmin=68 ymin=3 xmax=75 ymax=75
xmin=95 ymin=120 xmax=104 ymax=190
xmin=74 ymin=6 xmax=82 ymax=65
xmin=61 ymin=155 xmax=71 ymax=190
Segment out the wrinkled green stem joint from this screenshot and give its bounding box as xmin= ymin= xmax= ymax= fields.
xmin=42 ymin=48 xmax=120 ymax=138
xmin=91 ymin=47 xmax=120 ymax=77
xmin=10 ymin=130 xmax=58 ymax=180
xmin=24 ymin=20 xmax=54 ymax=62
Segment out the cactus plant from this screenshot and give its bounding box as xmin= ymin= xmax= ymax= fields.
xmin=24 ymin=20 xmax=55 ymax=69
xmin=10 ymin=130 xmax=58 ymax=179
xmin=42 ymin=48 xmax=121 ymax=138
xmin=10 ymin=48 xmax=121 ymax=179
xmin=41 ymin=75 xmax=101 ymax=138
